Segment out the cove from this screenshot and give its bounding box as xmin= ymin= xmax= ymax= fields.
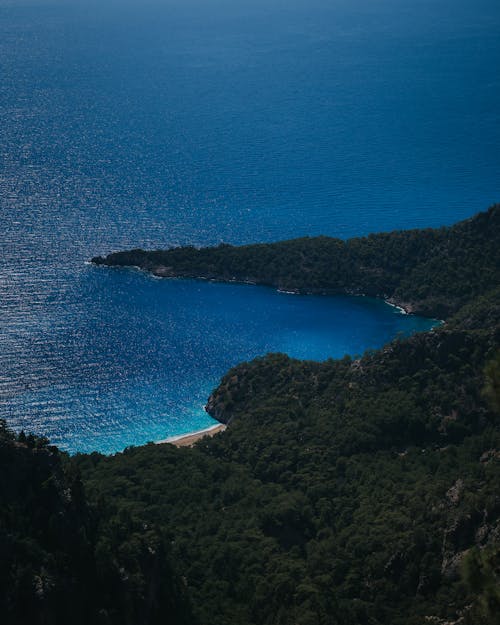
xmin=1 ymin=0 xmax=498 ymax=454
xmin=4 ymin=266 xmax=437 ymax=454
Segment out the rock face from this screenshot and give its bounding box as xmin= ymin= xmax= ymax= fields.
xmin=205 ymin=393 xmax=227 ymax=423
xmin=440 ymin=474 xmax=500 ymax=582
xmin=151 ymin=265 xmax=176 ymax=277
xmin=205 ymin=375 xmax=240 ymax=424
xmin=446 ymin=479 xmax=464 ymax=506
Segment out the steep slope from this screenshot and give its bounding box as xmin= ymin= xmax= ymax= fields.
xmin=78 ymin=295 xmax=500 ymax=624
xmin=0 ymin=424 xmax=194 ymax=625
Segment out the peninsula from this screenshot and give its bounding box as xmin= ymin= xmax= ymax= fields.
xmin=92 ymin=205 xmax=499 ymax=319
xmin=2 ymin=207 xmax=499 ymax=625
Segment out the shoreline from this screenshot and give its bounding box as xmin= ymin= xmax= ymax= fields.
xmin=384 ymin=299 xmax=409 ymax=315
xmin=91 ymin=261 xmax=429 ymax=318
xmin=157 ymin=423 xmax=226 ymax=447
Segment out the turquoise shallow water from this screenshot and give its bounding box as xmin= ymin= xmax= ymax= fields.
xmin=0 ymin=0 xmax=498 ymax=453
xmin=2 ymin=267 xmax=437 ymax=454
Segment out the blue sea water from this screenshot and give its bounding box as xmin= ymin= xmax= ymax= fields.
xmin=1 ymin=0 xmax=499 ymax=453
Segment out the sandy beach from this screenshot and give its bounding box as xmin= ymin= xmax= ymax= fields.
xmin=157 ymin=423 xmax=226 ymax=447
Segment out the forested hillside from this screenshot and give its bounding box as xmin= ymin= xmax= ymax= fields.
xmin=0 ymin=424 xmax=195 ymax=625
xmin=93 ymin=205 xmax=499 ymax=318
xmin=2 ymin=208 xmax=499 ymax=624
xmin=76 ymin=285 xmax=500 ymax=625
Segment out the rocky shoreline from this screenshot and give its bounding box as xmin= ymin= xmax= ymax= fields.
xmin=91 ymin=257 xmax=426 ymax=317
xmin=92 ymin=207 xmax=500 ymax=321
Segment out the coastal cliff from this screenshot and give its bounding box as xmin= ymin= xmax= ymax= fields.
xmin=92 ymin=205 xmax=500 ymax=319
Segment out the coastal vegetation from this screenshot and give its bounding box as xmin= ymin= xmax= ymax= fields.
xmin=2 ymin=206 xmax=499 ymax=624
xmin=92 ymin=205 xmax=499 ymax=319
xmin=0 ymin=422 xmax=193 ymax=625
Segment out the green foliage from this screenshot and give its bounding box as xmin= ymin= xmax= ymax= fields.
xmin=93 ymin=205 xmax=500 ymax=319
xmin=484 ymin=350 xmax=500 ymax=414
xmin=4 ymin=206 xmax=500 ymax=624
xmin=462 ymin=545 xmax=500 ymax=624
xmin=76 ymin=286 xmax=500 ymax=625
xmin=0 ymin=424 xmax=194 ymax=625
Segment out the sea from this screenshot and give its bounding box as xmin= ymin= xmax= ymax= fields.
xmin=1 ymin=0 xmax=499 ymax=453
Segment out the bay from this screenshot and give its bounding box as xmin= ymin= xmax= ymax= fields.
xmin=0 ymin=0 xmax=498 ymax=452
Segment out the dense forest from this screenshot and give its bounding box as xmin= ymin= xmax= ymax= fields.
xmin=0 ymin=424 xmax=194 ymax=625
xmin=2 ymin=207 xmax=499 ymax=624
xmin=93 ymin=205 xmax=499 ymax=319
